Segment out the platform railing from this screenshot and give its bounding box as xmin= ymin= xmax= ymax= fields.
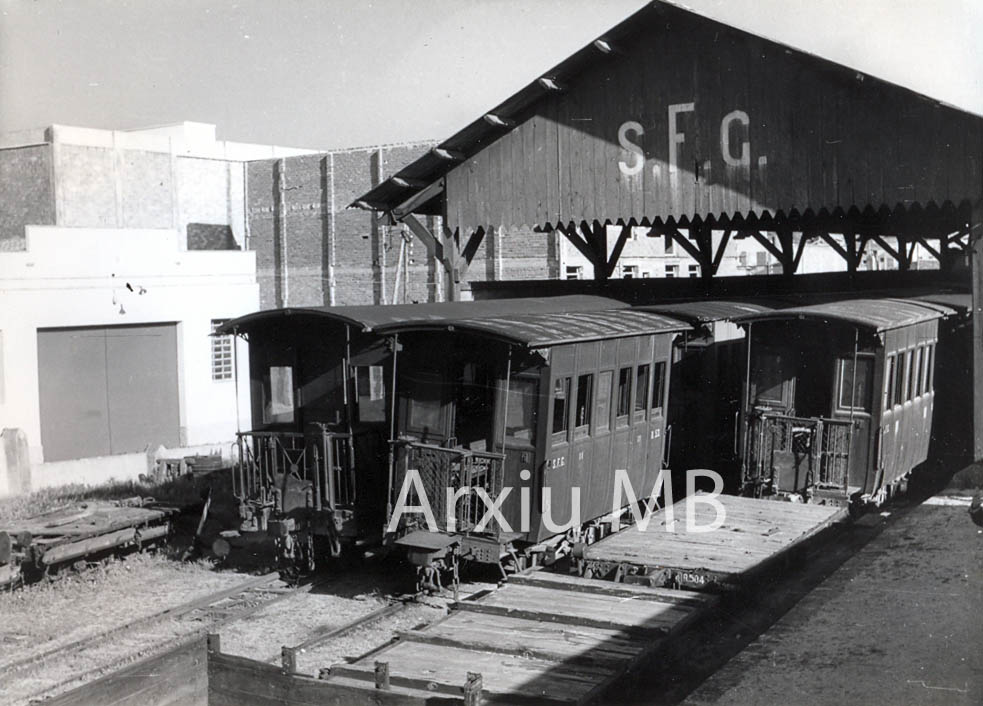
xmin=235 ymin=428 xmax=354 ymax=513
xmin=746 ymin=413 xmax=852 ymax=493
xmin=306 ymin=424 xmax=356 ymax=509
xmin=389 ymin=440 xmax=506 ymax=536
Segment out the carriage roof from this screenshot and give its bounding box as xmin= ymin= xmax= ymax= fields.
xmin=634 ymin=299 xmax=780 ymax=324
xmin=732 ymin=298 xmax=955 ymax=333
xmin=214 ymin=295 xmax=628 ymax=334
xmin=378 ymin=309 xmax=691 ymax=347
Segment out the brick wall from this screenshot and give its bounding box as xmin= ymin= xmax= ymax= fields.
xmin=466 ymin=224 xmax=558 ymax=288
xmin=247 ymin=143 xmax=436 ymax=308
xmin=246 ymin=144 xmax=562 ymax=309
xmin=0 ymin=145 xmax=54 ymax=249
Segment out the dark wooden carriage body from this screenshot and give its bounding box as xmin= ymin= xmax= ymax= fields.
xmin=736 ymin=299 xmax=952 ymax=504
xmin=384 ymin=309 xmax=689 ymax=561
xmin=216 ymin=296 xmax=633 ymax=566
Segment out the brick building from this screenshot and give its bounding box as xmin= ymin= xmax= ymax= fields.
xmin=245 ymin=146 xmax=559 ymax=308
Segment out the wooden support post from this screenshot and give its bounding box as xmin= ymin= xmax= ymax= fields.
xmin=896 ymin=235 xmax=911 ymax=271
xmin=464 ymin=672 xmax=483 ymax=706
xmin=374 ymin=661 xmax=390 ymax=690
xmin=557 ymin=223 xmax=606 ymax=280
xmin=281 ymin=646 xmax=297 ymax=674
xmin=605 ymin=224 xmax=632 ymax=278
xmin=402 ymin=214 xmax=459 ymax=301
xmin=845 ymin=231 xmax=858 ymax=275
xmin=792 ymin=231 xmax=810 ymax=273
xmin=273 ymin=159 xmax=288 ymax=308
xmin=972 ymin=202 xmax=983 ymax=461
xmin=776 ymin=226 xmax=794 ymax=277
xmin=711 ymin=229 xmax=732 ymax=275
xmin=692 ymin=222 xmax=714 ymax=281
xmin=207 ymin=633 xmax=221 ymax=654
xmin=441 ymin=224 xmax=463 ymax=300
xmin=584 ymin=221 xmax=609 ymax=280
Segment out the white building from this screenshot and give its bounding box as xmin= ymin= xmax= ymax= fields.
xmin=0 ymin=123 xmax=315 ymax=495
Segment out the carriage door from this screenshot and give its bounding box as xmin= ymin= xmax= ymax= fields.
xmin=745 ymin=344 xmax=796 ymax=492
xmin=832 ymin=355 xmax=874 ymax=493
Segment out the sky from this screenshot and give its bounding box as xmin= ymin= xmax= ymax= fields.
xmin=1 ymin=0 xmax=980 ymax=151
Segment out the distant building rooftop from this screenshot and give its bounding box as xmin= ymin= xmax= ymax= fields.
xmin=0 ymin=121 xmax=320 ymax=161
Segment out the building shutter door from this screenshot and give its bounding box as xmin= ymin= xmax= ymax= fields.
xmin=37 ymin=328 xmax=112 ymax=461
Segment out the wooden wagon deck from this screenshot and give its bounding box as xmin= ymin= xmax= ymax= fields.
xmin=297 ymin=572 xmax=712 ymax=705
xmin=0 ymin=500 xmax=175 ymax=585
xmin=582 ymin=494 xmax=846 ymax=590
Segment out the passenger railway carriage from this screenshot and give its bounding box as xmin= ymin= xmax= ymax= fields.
xmin=216 ymin=296 xmax=631 ymax=569
xmin=380 ymin=309 xmax=688 ymax=577
xmin=736 ymin=299 xmax=953 ymax=506
xmin=217 ymin=292 xmax=967 ymax=577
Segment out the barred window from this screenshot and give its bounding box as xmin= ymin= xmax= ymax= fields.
xmin=211 ymin=320 xmax=233 ymax=380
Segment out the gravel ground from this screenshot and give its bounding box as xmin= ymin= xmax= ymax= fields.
xmin=219 ymin=589 xmax=390 ymax=664
xmin=0 ymin=552 xmax=245 ymax=666
xmin=0 ymin=551 xmax=259 ymax=704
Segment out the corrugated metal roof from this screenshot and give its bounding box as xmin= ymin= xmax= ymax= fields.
xmin=381 ymin=309 xmax=690 ymax=347
xmin=215 ymin=295 xmax=629 ymax=334
xmin=634 ymin=300 xmax=780 ymax=324
xmin=733 ymin=298 xmax=954 ymax=333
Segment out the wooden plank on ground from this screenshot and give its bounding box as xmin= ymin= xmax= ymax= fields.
xmin=584 ymin=495 xmax=844 ymax=577
xmin=400 ymin=612 xmax=646 ymax=667
xmin=468 ymin=583 xmax=692 ymax=633
xmin=332 ymin=642 xmax=614 ymax=704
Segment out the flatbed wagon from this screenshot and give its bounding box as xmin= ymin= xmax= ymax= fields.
xmin=210 ymin=570 xmax=713 ymax=705
xmin=0 ymin=499 xmax=175 ymax=587
xmin=580 ymin=494 xmax=846 ymax=591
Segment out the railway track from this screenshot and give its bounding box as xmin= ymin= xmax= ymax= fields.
xmin=5 ymin=571 xmax=310 ymax=704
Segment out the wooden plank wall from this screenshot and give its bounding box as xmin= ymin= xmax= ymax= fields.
xmin=43 ymin=638 xmax=208 ymax=706
xmin=444 ymin=3 xmax=983 ymax=232
xmin=207 ymin=650 xmax=439 ymax=706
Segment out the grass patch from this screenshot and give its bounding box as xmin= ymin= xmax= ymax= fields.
xmin=0 ymin=472 xmax=229 ymax=524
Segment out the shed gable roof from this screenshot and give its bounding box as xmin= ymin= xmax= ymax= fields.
xmin=353 ymin=1 xmax=981 ymax=230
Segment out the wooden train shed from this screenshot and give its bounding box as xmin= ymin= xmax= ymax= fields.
xmin=352 ymin=0 xmax=983 ymax=456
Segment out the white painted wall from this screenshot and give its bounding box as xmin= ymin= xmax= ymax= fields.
xmin=0 ymin=225 xmax=256 ymax=481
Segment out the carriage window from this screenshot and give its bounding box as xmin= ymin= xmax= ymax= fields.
xmin=752 ymin=351 xmax=787 ymax=406
xmin=552 ymin=377 xmax=571 ymax=441
xmin=406 ymin=371 xmax=443 ymax=435
xmin=264 ymin=365 xmax=295 ymax=424
xmin=356 ymin=365 xmax=386 ymax=423
xmin=651 ymin=361 xmax=666 ymax=413
xmin=925 ymin=345 xmax=935 ymax=392
xmin=905 ymin=350 xmax=917 ymax=401
xmin=884 ymin=355 xmax=896 ymax=410
xmin=506 ymin=377 xmax=538 ymax=442
xmin=838 ymin=357 xmax=873 ymax=412
xmin=595 ymin=371 xmax=613 ymax=433
xmin=634 ymin=364 xmax=650 ymax=414
xmin=914 ymin=348 xmax=925 ymax=397
xmin=616 ymin=367 xmax=632 ymax=423
xmin=574 ymin=374 xmax=593 ymax=437
xmin=894 ymin=351 xmax=906 ymax=406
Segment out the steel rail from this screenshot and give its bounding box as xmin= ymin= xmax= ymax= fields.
xmin=2 ymin=571 xmax=283 ymax=679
